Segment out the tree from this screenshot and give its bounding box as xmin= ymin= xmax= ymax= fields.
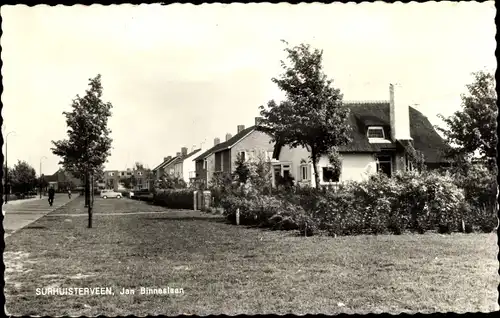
xmin=8 ymin=160 xmax=37 ymax=193
xmin=437 ymin=70 xmax=497 ymax=170
xmin=233 ymin=153 xmax=250 ymax=184
xmin=119 ymin=177 xmax=133 ymax=190
xmin=258 ymin=41 xmax=351 ymax=189
xmin=247 ymin=152 xmax=273 ymax=194
xmin=51 ymin=74 xmax=113 ymax=228
xmin=156 ymin=172 xmax=187 ymax=190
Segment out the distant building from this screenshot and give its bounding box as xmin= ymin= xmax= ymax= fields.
xmin=104 ymin=167 xmax=151 ymax=191
xmin=44 ymin=169 xmax=83 ymax=191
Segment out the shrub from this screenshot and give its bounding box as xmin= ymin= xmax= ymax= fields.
xmin=153 ymin=189 xmax=194 ymax=209
xmin=303 ymin=170 xmax=466 ymax=236
xmin=220 ymin=192 xmax=306 ymax=230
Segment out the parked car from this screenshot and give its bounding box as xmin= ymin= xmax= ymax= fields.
xmin=100 ymin=189 xmax=122 ymax=199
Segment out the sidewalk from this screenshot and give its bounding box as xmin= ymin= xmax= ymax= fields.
xmin=3 ymin=196 xmax=43 ymax=206
xmin=3 ymin=193 xmax=80 ymax=238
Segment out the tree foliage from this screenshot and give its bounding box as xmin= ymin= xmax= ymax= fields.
xmin=8 ymin=160 xmax=37 ymax=193
xmin=119 ymin=177 xmax=133 ymax=190
xmin=437 ymin=70 xmax=497 ymax=168
xmin=258 ymin=41 xmax=351 ymax=188
xmin=51 ymin=74 xmax=113 ymax=180
xmin=233 ymin=153 xmax=250 ymax=184
xmin=156 ymin=172 xmax=187 ymax=190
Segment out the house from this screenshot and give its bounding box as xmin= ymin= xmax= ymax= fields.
xmin=44 ymin=169 xmax=83 ymax=191
xmin=272 ymin=84 xmax=451 ymax=188
xmin=104 ymin=167 xmax=151 ymax=191
xmin=152 ymin=155 xmax=179 ymax=180
xmin=171 ymin=147 xmax=202 ymax=185
xmin=193 ymin=119 xmax=275 ymax=186
xmin=103 ymin=170 xmax=120 ymax=190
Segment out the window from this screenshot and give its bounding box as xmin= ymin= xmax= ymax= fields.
xmin=272 ymin=163 xmax=294 ymax=185
xmin=300 ymin=165 xmax=309 ymax=181
xmin=405 ymin=154 xmax=414 ymax=172
xmin=109 ymin=172 xmax=114 ymax=176
xmin=282 ymin=165 xmax=291 ymax=178
xmin=137 ymin=171 xmax=143 ymax=176
xmin=127 ymin=172 xmax=132 ymax=176
xmin=367 ymin=126 xmax=385 ymax=139
xmin=376 ymin=154 xmax=392 ymax=177
xmin=322 ymin=167 xmax=340 ymax=182
xmin=273 ymin=165 xmax=281 ymax=181
xmin=203 ymin=160 xmax=207 ymax=169
xmin=238 ymin=151 xmax=246 ymax=161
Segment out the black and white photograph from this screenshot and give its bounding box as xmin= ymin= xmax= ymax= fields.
xmin=1 ymin=2 xmax=498 ymax=316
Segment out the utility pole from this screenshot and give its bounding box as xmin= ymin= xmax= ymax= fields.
xmin=39 ymin=156 xmax=47 ymax=198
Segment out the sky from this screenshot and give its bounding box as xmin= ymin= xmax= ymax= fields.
xmin=1 ymin=2 xmax=496 ymax=176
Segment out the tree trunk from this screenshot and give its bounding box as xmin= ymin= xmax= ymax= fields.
xmin=88 ymin=173 xmax=93 ymax=228
xmin=311 ymin=149 xmax=320 ymax=189
xmin=84 ymin=172 xmax=90 ymax=207
xmin=88 ymin=204 xmax=93 ymax=228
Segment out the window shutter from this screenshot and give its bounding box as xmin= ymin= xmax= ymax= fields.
xmin=307 ymin=165 xmax=312 ymax=181
xmin=298 ymin=165 xmax=302 ymax=181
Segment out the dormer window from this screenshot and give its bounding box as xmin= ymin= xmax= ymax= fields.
xmin=367 ymin=126 xmax=385 ymax=139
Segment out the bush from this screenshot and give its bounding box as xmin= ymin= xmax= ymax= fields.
xmin=298 ymin=171 xmax=467 ymax=236
xmin=153 ymin=189 xmax=194 ymax=209
xmin=220 ymin=192 xmax=305 ymax=230
xmin=120 ymin=190 xmax=130 ymax=198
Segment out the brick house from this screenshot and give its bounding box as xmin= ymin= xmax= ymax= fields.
xmin=193 ymin=118 xmax=274 ymax=186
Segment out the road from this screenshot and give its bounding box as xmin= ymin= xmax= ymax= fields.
xmin=3 ymin=193 xmax=79 ymax=237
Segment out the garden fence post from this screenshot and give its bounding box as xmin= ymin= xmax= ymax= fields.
xmin=236 ymin=208 xmax=240 ymax=225
xmin=193 ymin=191 xmax=198 ymax=211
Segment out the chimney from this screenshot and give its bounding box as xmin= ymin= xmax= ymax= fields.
xmin=176 ymin=152 xmax=181 ymax=157
xmin=389 ymin=84 xmax=412 ymax=141
xmin=181 ymin=147 xmax=188 ymax=156
xmin=237 ymin=125 xmax=245 ymax=133
xmin=255 ymin=117 xmax=263 ymax=126
xmin=214 ymin=138 xmax=220 ymax=146
xmin=225 ymin=133 xmax=232 ymax=141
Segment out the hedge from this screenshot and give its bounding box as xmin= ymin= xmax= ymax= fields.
xmin=218 ymin=170 xmax=497 ymax=236
xmin=153 ymin=189 xmax=194 ymax=209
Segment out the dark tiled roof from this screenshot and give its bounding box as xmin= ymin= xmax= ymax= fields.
xmin=273 ymin=102 xmax=450 ymax=163
xmin=172 ymin=149 xmax=202 ymax=164
xmin=152 ymin=156 xmax=178 ymax=172
xmin=193 ymin=126 xmax=256 ymax=161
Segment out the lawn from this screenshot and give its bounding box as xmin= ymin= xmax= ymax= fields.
xmin=4 ymin=197 xmax=499 ymax=316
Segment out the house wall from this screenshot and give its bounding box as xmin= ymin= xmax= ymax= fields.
xmin=222 ymin=150 xmax=231 ymax=173
xmin=215 ymin=152 xmax=222 ymax=172
xmin=206 ymin=153 xmax=216 ymax=185
xmin=230 ymin=130 xmax=274 ymax=171
xmin=182 ymin=159 xmax=196 ymax=184
xmin=173 ymin=161 xmax=183 ymax=178
xmin=277 ymin=145 xmax=378 ymax=187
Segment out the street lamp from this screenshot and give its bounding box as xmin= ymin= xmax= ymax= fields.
xmin=4 ymin=131 xmax=16 ymax=204
xmin=39 ymin=156 xmax=47 ymax=198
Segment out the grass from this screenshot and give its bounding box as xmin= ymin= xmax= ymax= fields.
xmin=4 ymin=196 xmax=499 ymax=316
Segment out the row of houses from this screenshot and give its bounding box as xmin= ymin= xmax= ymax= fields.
xmin=149 ymin=84 xmax=450 ymax=189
